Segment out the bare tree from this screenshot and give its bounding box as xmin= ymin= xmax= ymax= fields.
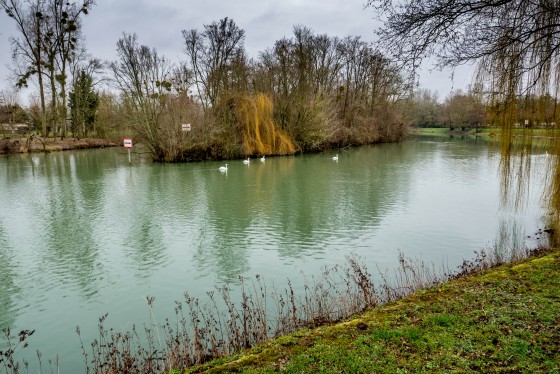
xmin=405 ymin=89 xmax=441 ymax=127
xmin=182 ymin=17 xmax=246 ymax=108
xmin=369 ymin=0 xmax=560 ymax=103
xmin=2 ymin=0 xmax=49 ymax=135
xmin=0 ymin=90 xmax=20 ymax=107
xmin=440 ymin=90 xmax=484 ymax=130
xmin=39 ymin=0 xmax=93 ymax=136
xmin=110 ymin=33 xmax=194 ymax=162
xmin=251 ymin=26 xmax=408 ymax=150
xmin=0 ymin=90 xmax=28 ymax=126
xmin=1 ymin=0 xmax=94 ymax=136
xmin=50 ymin=0 xmax=94 ymax=137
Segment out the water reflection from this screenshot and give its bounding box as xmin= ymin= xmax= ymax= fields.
xmin=2 ymin=153 xmax=38 ymax=182
xmin=0 ymin=221 xmax=19 ymax=330
xmin=194 ymin=143 xmax=421 ymax=274
xmin=124 ymin=209 xmax=166 ymax=279
xmin=35 ymin=153 xmax=103 ymax=301
xmin=0 ymin=139 xmax=548 ymax=372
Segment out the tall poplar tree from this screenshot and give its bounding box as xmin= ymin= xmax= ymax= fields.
xmin=68 ymin=68 xmax=99 ymax=137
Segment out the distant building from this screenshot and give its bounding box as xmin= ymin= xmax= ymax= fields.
xmin=0 ymin=123 xmax=30 ymax=135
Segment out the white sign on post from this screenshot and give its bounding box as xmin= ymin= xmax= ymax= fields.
xmin=123 ymin=138 xmax=133 ymax=163
xmin=181 ymin=123 xmax=191 ymax=132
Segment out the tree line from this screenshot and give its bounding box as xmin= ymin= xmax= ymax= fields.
xmin=107 ymin=19 xmax=411 ymax=161
xmin=1 ymin=2 xmax=411 ymax=161
xmin=2 ymin=1 xmax=559 ymax=166
xmin=406 ymin=89 xmax=484 ymax=130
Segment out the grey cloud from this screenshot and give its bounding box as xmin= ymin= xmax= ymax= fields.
xmin=0 ymin=0 xmax=468 ymax=102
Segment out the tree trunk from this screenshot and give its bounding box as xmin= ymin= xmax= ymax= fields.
xmin=49 ymin=66 xmax=58 ymax=136
xmin=37 ymin=69 xmax=48 ymax=137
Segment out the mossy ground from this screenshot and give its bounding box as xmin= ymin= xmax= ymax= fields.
xmin=182 ymin=249 xmax=560 ymax=373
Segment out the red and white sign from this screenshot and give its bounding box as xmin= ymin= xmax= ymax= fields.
xmin=123 ymin=138 xmax=133 ymax=148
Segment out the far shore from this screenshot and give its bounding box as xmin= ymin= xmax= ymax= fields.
xmin=412 ymin=126 xmax=559 ymax=138
xmin=0 ymin=136 xmax=117 ymax=155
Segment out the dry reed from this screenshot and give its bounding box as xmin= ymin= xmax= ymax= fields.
xmin=0 ymin=242 xmax=550 ymax=374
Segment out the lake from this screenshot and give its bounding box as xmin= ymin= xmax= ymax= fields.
xmin=0 ymin=135 xmax=548 ymax=371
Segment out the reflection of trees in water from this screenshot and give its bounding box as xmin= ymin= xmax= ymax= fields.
xmin=2 ymin=154 xmax=36 ymax=182
xmin=124 ymin=212 xmax=166 ymax=279
xmin=413 ymin=133 xmax=502 ymax=151
xmin=193 ymin=140 xmax=508 ymax=279
xmin=122 ymin=166 xmax=169 ymax=280
xmin=193 ymin=241 xmax=250 ymax=285
xmin=192 ymin=144 xmax=422 ymax=276
xmin=0 ymin=222 xmax=19 ymax=330
xmin=270 ymin=144 xmax=419 ymax=258
xmin=492 ymin=170 xmax=549 ymax=259
xmin=39 ymin=151 xmax=110 ymax=301
xmin=493 ymin=218 xmax=527 ymax=262
xmin=193 ymin=166 xmax=258 ymax=284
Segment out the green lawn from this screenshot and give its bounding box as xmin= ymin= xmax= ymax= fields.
xmin=413 ymin=127 xmax=560 ymax=137
xmin=184 ymin=249 xmax=560 ymax=373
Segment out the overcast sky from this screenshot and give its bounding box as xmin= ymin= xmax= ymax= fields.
xmin=0 ymin=0 xmax=474 ymax=104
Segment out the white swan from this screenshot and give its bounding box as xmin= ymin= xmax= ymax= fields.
xmin=332 ymin=154 xmax=339 ymax=161
xmin=219 ymin=163 xmax=228 ymax=172
xmin=243 ymin=157 xmax=250 ymax=165
xmin=260 ymin=155 xmax=265 ymax=162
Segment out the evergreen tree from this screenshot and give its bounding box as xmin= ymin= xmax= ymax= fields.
xmin=69 ymin=69 xmax=99 ymax=138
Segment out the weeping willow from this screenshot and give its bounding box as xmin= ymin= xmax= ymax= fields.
xmin=472 ymin=4 xmax=560 ymax=233
xmin=370 ymin=0 xmax=560 ymax=234
xmin=235 ymin=93 xmax=296 ymax=156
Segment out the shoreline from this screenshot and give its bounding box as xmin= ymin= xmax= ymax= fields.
xmin=0 ymin=137 xmax=117 ymax=154
xmin=412 ymin=127 xmax=559 ymax=138
xmin=188 ymin=246 xmax=559 ymax=373
xmin=6 ymin=244 xmax=553 ymax=373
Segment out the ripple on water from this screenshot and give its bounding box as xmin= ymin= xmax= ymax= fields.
xmin=0 ymin=140 xmax=549 ymax=373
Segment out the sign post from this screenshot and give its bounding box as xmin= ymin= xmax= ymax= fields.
xmin=123 ymin=138 xmax=133 ymax=163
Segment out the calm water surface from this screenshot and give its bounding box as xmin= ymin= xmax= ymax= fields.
xmin=0 ymin=136 xmax=548 ymax=371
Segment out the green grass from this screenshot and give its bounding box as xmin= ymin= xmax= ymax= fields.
xmin=412 ymin=127 xmax=452 ymax=134
xmin=184 ymin=249 xmax=560 ymax=373
xmin=414 ymin=126 xmax=560 ymax=137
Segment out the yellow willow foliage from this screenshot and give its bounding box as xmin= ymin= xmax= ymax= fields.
xmin=236 ymin=93 xmax=296 ymax=156
xmin=495 ymin=103 xmax=560 ymax=234
xmin=497 ymin=106 xmax=534 ymax=209
xmin=475 ymin=44 xmax=560 ymax=236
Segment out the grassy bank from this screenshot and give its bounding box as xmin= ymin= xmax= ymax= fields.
xmin=2 ymin=248 xmax=558 ymax=373
xmin=184 ymin=248 xmax=560 ymax=373
xmin=413 ymin=127 xmax=560 ymax=138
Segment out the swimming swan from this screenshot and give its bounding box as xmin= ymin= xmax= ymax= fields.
xmin=332 ymin=154 xmax=339 ymax=161
xmin=260 ymin=155 xmax=265 ymax=162
xmin=219 ymin=164 xmax=228 ymax=172
xmin=243 ymin=157 xmax=250 ymax=165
